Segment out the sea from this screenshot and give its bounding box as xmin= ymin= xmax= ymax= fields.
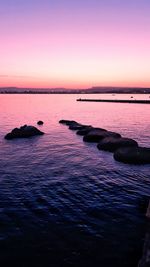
xmin=0 ymin=93 xmax=150 ymax=267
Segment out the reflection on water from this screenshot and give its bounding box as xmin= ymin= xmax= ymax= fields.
xmin=0 ymin=94 xmax=150 ymax=267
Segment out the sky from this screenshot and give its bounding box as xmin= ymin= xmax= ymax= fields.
xmin=0 ymin=0 xmax=150 ymax=89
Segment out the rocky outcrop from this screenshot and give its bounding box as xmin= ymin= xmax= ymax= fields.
xmin=97 ymin=137 xmax=138 ymax=152
xmin=83 ymin=129 xmax=121 ymax=143
xmin=114 ymin=147 xmax=150 ymax=164
xmin=5 ymin=125 xmax=44 ymax=140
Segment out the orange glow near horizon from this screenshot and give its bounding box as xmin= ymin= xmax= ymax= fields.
xmin=0 ymin=77 xmax=150 ymax=90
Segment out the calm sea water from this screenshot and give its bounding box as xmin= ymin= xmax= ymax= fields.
xmin=0 ymin=94 xmax=150 ymax=267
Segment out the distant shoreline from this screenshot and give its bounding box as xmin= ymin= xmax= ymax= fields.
xmin=0 ymin=87 xmax=150 ymax=94
xmin=0 ymin=92 xmax=150 ymax=95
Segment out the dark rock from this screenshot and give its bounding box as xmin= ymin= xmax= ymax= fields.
xmin=59 ymin=120 xmax=78 ymax=125
xmin=97 ymin=137 xmax=138 ymax=152
xmin=77 ymin=127 xmax=106 ymax=136
xmin=83 ymin=129 xmax=121 ymax=143
xmin=5 ymin=125 xmax=44 ymax=140
xmin=37 ymin=120 xmax=44 ymax=125
xmin=114 ymin=147 xmax=150 ymax=164
xmin=76 ymin=126 xmax=93 ymax=135
xmin=69 ymin=124 xmax=91 ymax=130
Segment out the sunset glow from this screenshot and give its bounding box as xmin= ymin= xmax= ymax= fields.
xmin=0 ymin=0 xmax=150 ymax=89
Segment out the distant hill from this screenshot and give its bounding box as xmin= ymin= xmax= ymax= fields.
xmin=0 ymin=86 xmax=150 ymax=94
xmin=85 ymin=87 xmax=150 ymax=94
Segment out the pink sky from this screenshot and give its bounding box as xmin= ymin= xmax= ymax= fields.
xmin=0 ymin=1 xmax=150 ymax=89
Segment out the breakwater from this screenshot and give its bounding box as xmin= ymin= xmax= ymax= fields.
xmin=77 ymin=98 xmax=150 ymax=104
xmin=59 ymin=120 xmax=150 ymax=164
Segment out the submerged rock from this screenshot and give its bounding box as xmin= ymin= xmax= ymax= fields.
xmin=83 ymin=129 xmax=121 ymax=143
xmin=5 ymin=125 xmax=44 ymax=140
xmin=37 ymin=120 xmax=44 ymax=125
xmin=97 ymin=137 xmax=138 ymax=152
xmin=114 ymin=147 xmax=150 ymax=164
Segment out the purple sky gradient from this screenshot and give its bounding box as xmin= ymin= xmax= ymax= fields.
xmin=0 ymin=0 xmax=150 ymax=88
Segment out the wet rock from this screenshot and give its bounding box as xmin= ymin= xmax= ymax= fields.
xmin=77 ymin=127 xmax=106 ymax=136
xmin=69 ymin=124 xmax=91 ymax=130
xmin=37 ymin=120 xmax=44 ymax=125
xmin=76 ymin=126 xmax=93 ymax=135
xmin=97 ymin=137 xmax=138 ymax=152
xmin=59 ymin=119 xmax=88 ymax=130
xmin=5 ymin=125 xmax=44 ymax=140
xmin=83 ymin=129 xmax=121 ymax=143
xmin=59 ymin=120 xmax=78 ymax=125
xmin=114 ymin=147 xmax=150 ymax=164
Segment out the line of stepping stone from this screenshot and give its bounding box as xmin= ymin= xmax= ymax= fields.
xmin=59 ymin=120 xmax=150 ymax=165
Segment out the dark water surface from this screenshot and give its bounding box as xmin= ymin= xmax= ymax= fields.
xmin=0 ymin=94 xmax=150 ymax=267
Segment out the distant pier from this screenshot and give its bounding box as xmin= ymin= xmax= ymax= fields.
xmin=77 ymin=99 xmax=150 ymax=104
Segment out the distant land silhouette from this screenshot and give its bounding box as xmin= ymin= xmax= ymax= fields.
xmin=0 ymin=86 xmax=150 ymax=94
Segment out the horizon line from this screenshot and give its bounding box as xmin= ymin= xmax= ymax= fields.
xmin=0 ymin=86 xmax=150 ymax=90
